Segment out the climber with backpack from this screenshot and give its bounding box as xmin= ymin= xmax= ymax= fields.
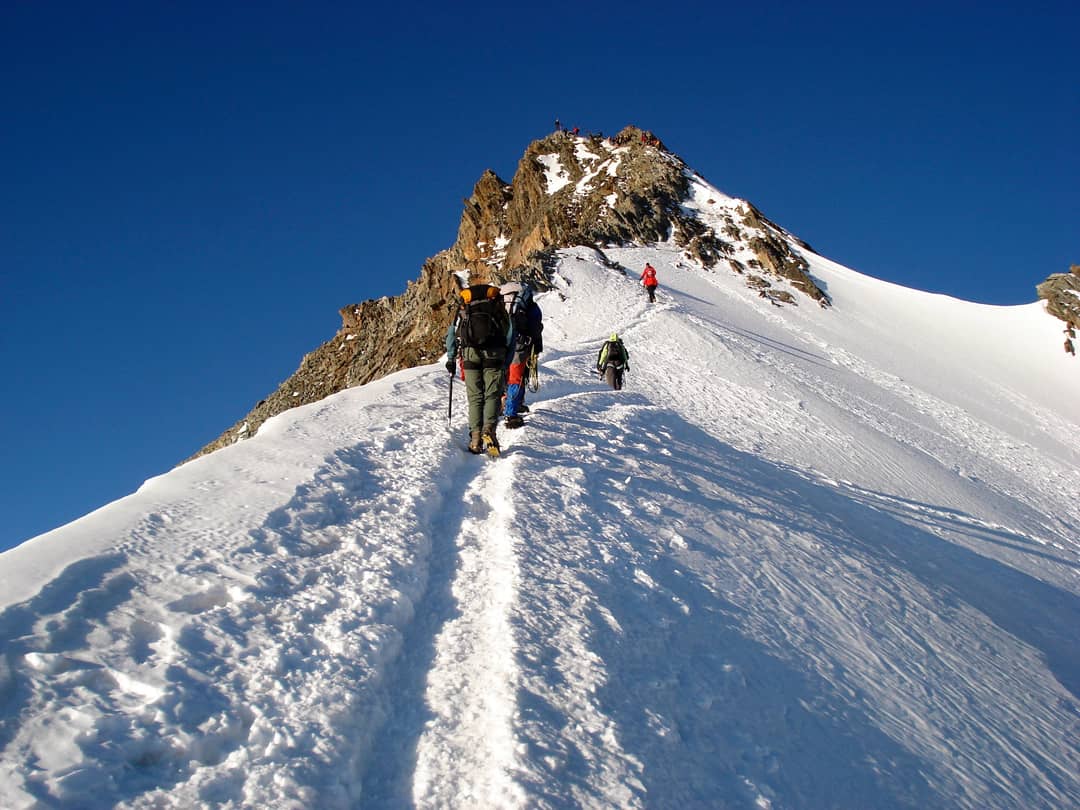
xmin=499 ymin=280 xmax=544 ymax=429
xmin=596 ymin=333 xmax=629 ymax=390
xmin=446 ymin=280 xmax=513 ymax=455
xmin=641 ymin=263 xmax=659 ymax=303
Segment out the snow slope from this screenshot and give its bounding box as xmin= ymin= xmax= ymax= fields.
xmin=2 ymin=228 xmax=1079 ymax=808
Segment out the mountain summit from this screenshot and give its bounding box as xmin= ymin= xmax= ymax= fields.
xmin=196 ymin=126 xmax=828 ymax=458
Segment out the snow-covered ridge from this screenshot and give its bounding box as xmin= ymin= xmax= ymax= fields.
xmin=1 ymin=245 xmax=1078 ymax=808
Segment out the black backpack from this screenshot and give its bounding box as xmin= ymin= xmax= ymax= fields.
xmin=501 ymin=282 xmax=537 ymax=349
xmin=457 ymin=284 xmax=507 ymax=349
xmin=510 ymin=297 xmax=531 ymax=342
xmin=600 ymin=339 xmax=626 ymax=367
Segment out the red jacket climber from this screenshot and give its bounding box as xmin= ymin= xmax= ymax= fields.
xmin=640 ymin=263 xmax=658 ymax=302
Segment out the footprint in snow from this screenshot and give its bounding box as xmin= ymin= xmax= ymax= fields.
xmin=167 ymin=584 xmax=233 ymax=614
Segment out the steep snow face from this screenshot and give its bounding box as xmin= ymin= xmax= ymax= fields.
xmin=1 ymin=242 xmax=1079 ymax=809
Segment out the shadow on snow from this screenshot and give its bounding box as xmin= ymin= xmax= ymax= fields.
xmin=505 ymin=390 xmax=1079 ymax=808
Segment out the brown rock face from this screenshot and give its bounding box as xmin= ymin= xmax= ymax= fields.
xmin=1037 ymin=265 xmax=1080 ymax=346
xmin=192 ymin=125 xmax=829 ymax=459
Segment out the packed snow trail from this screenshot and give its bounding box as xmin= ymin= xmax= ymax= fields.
xmin=408 ymin=451 xmax=524 ymax=806
xmin=2 ymin=244 xmax=1079 ymax=808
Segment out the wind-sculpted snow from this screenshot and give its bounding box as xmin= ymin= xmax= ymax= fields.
xmin=2 ymin=245 xmax=1079 ymax=808
xmin=0 ymin=377 xmax=466 ymax=807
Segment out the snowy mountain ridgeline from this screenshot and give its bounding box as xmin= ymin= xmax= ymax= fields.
xmin=2 ymin=128 xmax=1080 ymax=809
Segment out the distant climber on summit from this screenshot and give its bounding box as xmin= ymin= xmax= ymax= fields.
xmin=641 ymin=263 xmax=659 ymax=303
xmin=597 ymin=333 xmax=629 ymax=390
xmin=446 ymin=281 xmax=512 ymax=455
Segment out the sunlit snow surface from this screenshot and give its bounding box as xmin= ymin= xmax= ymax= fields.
xmin=2 ymin=231 xmax=1079 ymax=808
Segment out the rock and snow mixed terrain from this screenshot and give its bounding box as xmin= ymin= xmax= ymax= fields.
xmin=2 ymin=216 xmax=1079 ymax=807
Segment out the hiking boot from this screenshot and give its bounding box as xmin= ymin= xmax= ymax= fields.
xmin=468 ymin=430 xmax=483 ymax=454
xmin=504 ymin=415 xmax=525 ymax=429
xmin=518 ymin=404 xmax=530 ymax=413
xmin=482 ymin=424 xmax=500 ymax=452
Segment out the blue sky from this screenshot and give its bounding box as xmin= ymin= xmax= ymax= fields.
xmin=1 ymin=1 xmax=1076 ymax=550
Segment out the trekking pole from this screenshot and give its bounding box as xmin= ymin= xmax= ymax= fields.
xmin=447 ymin=362 xmax=454 ymax=430
xmin=447 ymin=336 xmax=461 ymax=431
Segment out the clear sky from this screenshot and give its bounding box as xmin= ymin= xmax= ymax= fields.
xmin=2 ymin=1 xmax=1077 ymax=550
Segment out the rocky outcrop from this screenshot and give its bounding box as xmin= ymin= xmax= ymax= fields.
xmin=1037 ymin=265 xmax=1080 ymax=355
xmin=740 ymin=205 xmax=829 ymax=307
xmin=461 ymin=125 xmax=826 ymax=305
xmin=1037 ymin=266 xmax=1080 ymax=325
xmin=192 ymin=125 xmax=830 ymax=459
